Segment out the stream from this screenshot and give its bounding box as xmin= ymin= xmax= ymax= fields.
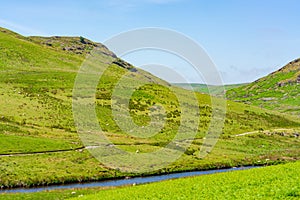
xmin=0 ymin=166 xmax=258 ymax=194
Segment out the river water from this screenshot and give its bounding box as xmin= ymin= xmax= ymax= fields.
xmin=0 ymin=166 xmax=258 ymax=194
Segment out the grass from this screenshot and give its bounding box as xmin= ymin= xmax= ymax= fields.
xmin=0 ymin=188 xmax=102 ymax=200
xmin=1 ymin=161 xmax=299 ymax=200
xmin=0 ymin=150 xmax=118 ymax=188
xmin=0 ymin=26 xmax=299 ymax=188
xmin=0 ymin=131 xmax=298 ymax=188
xmin=0 ymin=134 xmax=78 ymax=154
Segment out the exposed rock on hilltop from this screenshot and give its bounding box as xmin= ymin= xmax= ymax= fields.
xmin=28 ymin=35 xmax=117 ymax=57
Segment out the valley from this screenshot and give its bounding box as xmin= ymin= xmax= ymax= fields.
xmin=0 ymin=27 xmax=299 ymax=199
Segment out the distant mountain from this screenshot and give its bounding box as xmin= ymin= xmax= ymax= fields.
xmin=227 ymin=58 xmax=300 ymax=116
xmin=173 ymin=83 xmax=247 ymax=97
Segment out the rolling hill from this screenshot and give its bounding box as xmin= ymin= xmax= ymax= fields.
xmin=227 ymin=58 xmax=300 ymax=116
xmin=173 ymin=83 xmax=247 ymax=97
xmin=0 ymin=27 xmax=299 ymax=188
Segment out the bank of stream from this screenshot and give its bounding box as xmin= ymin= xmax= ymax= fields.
xmin=0 ymin=166 xmax=259 ymax=194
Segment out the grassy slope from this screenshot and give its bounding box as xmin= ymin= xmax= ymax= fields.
xmin=2 ymin=161 xmax=298 ymax=200
xmin=227 ymin=58 xmax=300 ymax=116
xmin=0 ymin=27 xmax=84 ymax=152
xmin=0 ymin=27 xmax=299 ymax=188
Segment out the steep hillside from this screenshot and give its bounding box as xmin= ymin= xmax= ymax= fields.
xmin=227 ymin=58 xmax=300 ymax=116
xmin=0 ymin=27 xmax=299 ymax=188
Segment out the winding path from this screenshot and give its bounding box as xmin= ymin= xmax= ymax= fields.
xmin=0 ymin=146 xmax=85 ymax=157
xmin=235 ymin=128 xmax=296 ymax=137
xmin=0 ymin=128 xmax=296 ymax=157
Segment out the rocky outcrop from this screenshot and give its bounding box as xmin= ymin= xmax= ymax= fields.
xmin=28 ymin=36 xmax=117 ymax=58
xmin=112 ymin=58 xmax=138 ymax=72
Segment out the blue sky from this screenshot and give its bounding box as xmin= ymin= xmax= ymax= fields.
xmin=1 ymin=0 xmax=300 ymax=84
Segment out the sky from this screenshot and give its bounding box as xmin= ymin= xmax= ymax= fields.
xmin=1 ymin=0 xmax=300 ymax=84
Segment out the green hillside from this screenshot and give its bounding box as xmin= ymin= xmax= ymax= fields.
xmin=0 ymin=27 xmax=299 ymax=188
xmin=227 ymin=59 xmax=300 ymax=116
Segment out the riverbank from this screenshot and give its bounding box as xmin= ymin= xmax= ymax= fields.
xmin=0 ymin=166 xmax=258 ymax=194
xmin=1 ymin=161 xmax=299 ymax=200
xmin=73 ymin=161 xmax=300 ymax=200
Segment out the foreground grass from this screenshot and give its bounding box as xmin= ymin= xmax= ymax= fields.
xmin=0 ymin=188 xmax=102 ymax=200
xmin=1 ymin=161 xmax=299 ymax=200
